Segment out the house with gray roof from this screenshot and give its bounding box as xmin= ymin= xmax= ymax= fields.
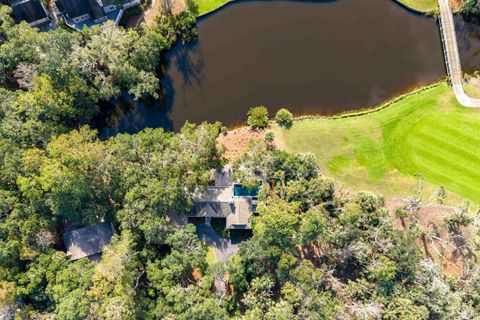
xmin=64 ymin=222 xmax=115 ymax=261
xmin=186 ymin=166 xmax=258 ymax=230
xmin=55 ymin=0 xmax=140 ymax=30
xmin=10 ymin=0 xmax=54 ymax=31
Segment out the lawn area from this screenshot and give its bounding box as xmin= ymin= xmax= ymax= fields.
xmin=396 ymin=0 xmax=438 ymax=12
xmin=194 ymin=0 xmax=229 ymax=15
xmin=206 ymin=246 xmax=218 ymax=265
xmin=275 ymin=83 xmax=480 ymax=204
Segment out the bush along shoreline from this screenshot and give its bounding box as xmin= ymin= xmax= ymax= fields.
xmin=229 ymin=81 xmax=445 ymax=131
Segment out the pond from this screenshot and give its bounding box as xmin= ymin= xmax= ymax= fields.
xmin=96 ymin=0 xmax=480 ymax=138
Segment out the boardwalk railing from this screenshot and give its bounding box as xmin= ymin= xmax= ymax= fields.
xmin=438 ymin=0 xmax=480 ymax=107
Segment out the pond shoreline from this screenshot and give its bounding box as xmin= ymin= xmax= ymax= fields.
xmin=290 ymin=81 xmax=445 ymax=122
xmin=193 ymin=0 xmax=445 ymax=133
xmin=196 ymin=0 xmax=436 ymax=17
xmin=100 ymin=0 xmax=454 ymax=137
xmin=219 ymin=81 xmax=447 ymax=162
xmin=235 ymin=81 xmax=446 ymax=129
xmin=220 ymin=80 xmax=447 ymax=133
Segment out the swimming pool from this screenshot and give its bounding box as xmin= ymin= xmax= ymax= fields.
xmin=234 ymin=184 xmax=259 ymax=197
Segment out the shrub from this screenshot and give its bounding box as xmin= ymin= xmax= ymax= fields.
xmin=275 ymin=108 xmax=293 ymax=128
xmin=220 ymin=126 xmax=228 ymax=135
xmin=394 ymin=207 xmax=408 ymax=220
xmin=247 ymin=106 xmax=269 ymax=128
xmin=265 ymin=131 xmax=275 ymax=143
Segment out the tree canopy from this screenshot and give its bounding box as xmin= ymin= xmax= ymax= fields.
xmin=2 ymin=4 xmax=480 ymax=320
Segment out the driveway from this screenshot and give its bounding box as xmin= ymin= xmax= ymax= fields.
xmin=195 ymin=223 xmax=239 ymax=263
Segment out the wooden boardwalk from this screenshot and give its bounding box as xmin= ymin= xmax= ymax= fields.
xmin=438 ymin=0 xmax=480 ymax=107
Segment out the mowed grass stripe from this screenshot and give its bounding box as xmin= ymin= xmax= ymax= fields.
xmin=276 ymin=83 xmax=480 ymax=203
xmin=409 ymin=130 xmax=480 ymax=168
xmin=419 ymin=117 xmax=480 ymax=147
xmin=406 ymin=136 xmax=480 ymax=185
xmin=407 ymin=146 xmax=480 ymax=198
xmin=428 ymin=125 xmax=480 ymax=147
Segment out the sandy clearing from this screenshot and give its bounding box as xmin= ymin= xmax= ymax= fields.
xmin=143 ymin=0 xmax=187 ymax=26
xmin=217 ymin=127 xmax=268 ymax=162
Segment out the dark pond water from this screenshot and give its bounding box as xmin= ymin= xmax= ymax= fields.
xmin=456 ymin=17 xmax=480 ymax=72
xmin=96 ymin=0 xmax=480 ymax=137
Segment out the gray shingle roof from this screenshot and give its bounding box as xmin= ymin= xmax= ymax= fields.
xmin=226 ymin=197 xmax=252 ymax=229
xmin=211 ymin=166 xmax=233 ymax=187
xmin=188 ymin=166 xmax=253 ymax=229
xmin=193 ymin=186 xmax=234 ymax=203
xmin=190 ymin=202 xmax=234 ymax=218
xmin=64 ymin=223 xmax=115 ymax=261
xmin=11 ymin=0 xmax=48 ymax=24
xmin=189 ymin=187 xmax=252 ymax=229
xmin=55 ymin=0 xmax=104 ymax=19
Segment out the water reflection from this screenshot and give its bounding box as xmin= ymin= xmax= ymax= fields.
xmin=455 ymin=16 xmax=480 ymax=72
xmin=95 ymin=93 xmax=174 ymax=139
xmin=96 ymin=0 xmax=480 ymax=138
xmin=96 ymin=42 xmax=206 ymax=138
xmin=173 ymin=42 xmax=205 ymax=89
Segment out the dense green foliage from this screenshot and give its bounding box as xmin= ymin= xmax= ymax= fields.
xmin=225 ymin=141 xmax=480 ymax=319
xmin=2 ymin=5 xmax=480 ymax=320
xmin=461 ymin=0 xmax=480 ymax=15
xmin=0 ymin=5 xmax=196 ymax=148
xmin=5 ymin=127 xmax=480 ymax=319
xmin=247 ymin=106 xmax=269 ymax=129
xmin=0 ymin=123 xmax=223 ymax=319
xmin=275 ymin=108 xmax=293 ymax=128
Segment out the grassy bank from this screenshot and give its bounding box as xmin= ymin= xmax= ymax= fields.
xmin=396 ymin=0 xmax=438 ymax=13
xmin=194 ymin=0 xmax=229 ymax=15
xmin=275 ymin=83 xmax=480 ymax=204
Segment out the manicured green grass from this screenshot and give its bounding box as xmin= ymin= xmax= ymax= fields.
xmin=275 ymin=83 xmax=480 ymax=204
xmin=396 ymin=0 xmax=438 ymax=12
xmin=194 ymin=0 xmax=230 ymax=15
xmin=206 ymin=246 xmax=218 ymax=265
